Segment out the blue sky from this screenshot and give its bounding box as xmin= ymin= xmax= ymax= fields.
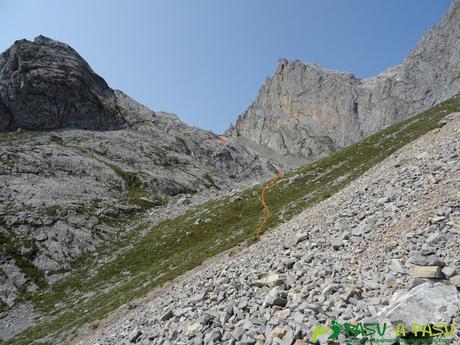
xmin=0 ymin=0 xmax=451 ymax=133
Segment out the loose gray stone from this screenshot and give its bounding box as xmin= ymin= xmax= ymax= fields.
xmin=128 ymin=328 xmax=142 ymax=343
xmin=331 ymin=239 xmax=344 ymax=250
xmin=450 ymin=275 xmax=460 ymax=287
xmin=441 ymin=267 xmax=456 ymax=278
xmin=377 ymin=282 xmax=460 ymax=325
xmin=411 ymin=266 xmax=443 ymax=279
xmin=160 ymin=309 xmax=174 ymax=321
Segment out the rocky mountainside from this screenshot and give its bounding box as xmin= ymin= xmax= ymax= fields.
xmin=0 ymin=36 xmax=278 ymax=311
xmin=1 ymin=3 xmax=460 ymax=344
xmin=3 ymin=92 xmax=460 ymax=344
xmin=80 ymin=113 xmax=460 ymax=345
xmin=226 ymin=0 xmax=460 ymax=159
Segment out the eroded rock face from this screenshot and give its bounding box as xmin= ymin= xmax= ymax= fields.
xmin=228 ymin=63 xmax=358 ymax=158
xmin=0 ymin=35 xmax=125 ymax=131
xmin=227 ymin=0 xmax=460 ymax=158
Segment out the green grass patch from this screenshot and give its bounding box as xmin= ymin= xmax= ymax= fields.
xmin=6 ymin=94 xmax=460 ymax=345
xmin=175 ymin=136 xmax=191 ymax=154
xmin=0 ymin=230 xmax=47 ymax=290
xmin=43 ymin=205 xmax=61 ymax=217
xmin=203 ymin=173 xmax=220 ymax=190
xmin=106 ymin=163 xmax=141 ymax=189
xmin=104 ymin=162 xmax=165 ymax=211
xmin=128 ymin=193 xmax=167 ymax=209
xmin=0 ymin=131 xmax=44 ymax=143
xmin=49 ymin=134 xmax=64 ymax=145
xmin=0 ymin=299 xmax=8 ymax=313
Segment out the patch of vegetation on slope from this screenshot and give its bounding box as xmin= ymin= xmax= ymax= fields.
xmin=0 ymin=131 xmax=44 ymax=144
xmin=6 ymin=94 xmax=460 ymax=345
xmin=105 ymin=162 xmax=167 ymax=211
xmin=0 ymin=229 xmax=47 ymax=290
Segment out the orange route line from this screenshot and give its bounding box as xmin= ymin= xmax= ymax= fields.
xmin=255 ymin=170 xmax=284 ymax=238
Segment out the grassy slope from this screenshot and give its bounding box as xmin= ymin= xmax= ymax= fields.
xmin=5 ymin=94 xmax=460 ymax=345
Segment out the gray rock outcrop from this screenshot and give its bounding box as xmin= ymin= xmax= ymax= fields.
xmin=377 ymin=282 xmax=459 ymax=327
xmin=226 ymin=0 xmax=460 ymax=159
xmin=0 ymin=35 xmax=125 ymax=131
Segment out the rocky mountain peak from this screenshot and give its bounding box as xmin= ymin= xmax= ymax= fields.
xmin=227 ymin=0 xmax=460 ymax=159
xmin=0 ymin=35 xmax=125 ymax=131
xmin=33 ymin=34 xmax=65 ymax=45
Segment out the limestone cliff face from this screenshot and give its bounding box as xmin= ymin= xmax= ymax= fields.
xmin=227 ymin=62 xmax=361 ymax=157
xmin=227 ymin=0 xmax=460 ymax=158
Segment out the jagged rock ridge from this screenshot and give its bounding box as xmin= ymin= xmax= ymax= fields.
xmin=226 ymin=0 xmax=460 ymax=158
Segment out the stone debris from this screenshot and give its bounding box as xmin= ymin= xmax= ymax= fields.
xmin=411 ymin=266 xmax=444 ymax=279
xmin=79 ymin=108 xmax=460 ymax=344
xmin=377 ymin=282 xmax=459 ymax=326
